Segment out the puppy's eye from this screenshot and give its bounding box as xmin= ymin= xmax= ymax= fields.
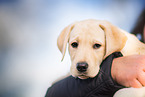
xmin=93 ymin=44 xmax=101 ymax=49
xmin=71 ymin=42 xmax=78 ymax=48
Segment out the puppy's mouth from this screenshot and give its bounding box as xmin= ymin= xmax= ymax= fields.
xmin=77 ymin=73 xmax=89 ymax=79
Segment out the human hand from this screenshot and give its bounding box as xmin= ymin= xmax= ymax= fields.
xmin=111 ymin=55 xmax=145 ymax=88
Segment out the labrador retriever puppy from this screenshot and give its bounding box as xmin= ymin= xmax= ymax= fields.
xmin=57 ymin=19 xmax=145 ymax=97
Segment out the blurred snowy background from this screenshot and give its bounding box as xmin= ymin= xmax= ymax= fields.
xmin=0 ymin=0 xmax=144 ymax=97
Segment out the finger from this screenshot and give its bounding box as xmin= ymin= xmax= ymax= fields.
xmin=138 ymin=71 xmax=145 ymax=86
xmin=130 ymin=79 xmax=142 ymax=88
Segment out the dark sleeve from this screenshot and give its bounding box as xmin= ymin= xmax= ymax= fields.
xmin=45 ymin=52 xmax=125 ymax=97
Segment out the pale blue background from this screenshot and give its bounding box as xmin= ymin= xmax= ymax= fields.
xmin=0 ymin=0 xmax=144 ymax=97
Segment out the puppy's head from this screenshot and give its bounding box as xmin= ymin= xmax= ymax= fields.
xmin=57 ymin=19 xmax=127 ymax=79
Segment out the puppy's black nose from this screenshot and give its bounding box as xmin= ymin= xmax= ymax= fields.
xmin=77 ymin=62 xmax=88 ymax=72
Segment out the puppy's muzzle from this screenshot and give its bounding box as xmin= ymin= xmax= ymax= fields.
xmin=76 ymin=62 xmax=88 ymax=72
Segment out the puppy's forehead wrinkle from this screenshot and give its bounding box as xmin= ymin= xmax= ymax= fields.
xmin=74 ymin=23 xmax=101 ymax=31
xmin=69 ymin=23 xmax=105 ymax=43
xmin=69 ymin=35 xmax=79 ymax=43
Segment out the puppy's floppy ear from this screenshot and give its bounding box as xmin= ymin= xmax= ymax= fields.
xmin=99 ymin=21 xmax=127 ymax=59
xmin=57 ymin=23 xmax=75 ymax=61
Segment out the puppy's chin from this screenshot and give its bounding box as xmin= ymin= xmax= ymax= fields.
xmin=72 ymin=73 xmax=97 ymax=79
xmin=71 ymin=73 xmax=89 ymax=79
xmin=77 ymin=73 xmax=97 ymax=79
xmin=78 ymin=75 xmax=89 ymax=79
